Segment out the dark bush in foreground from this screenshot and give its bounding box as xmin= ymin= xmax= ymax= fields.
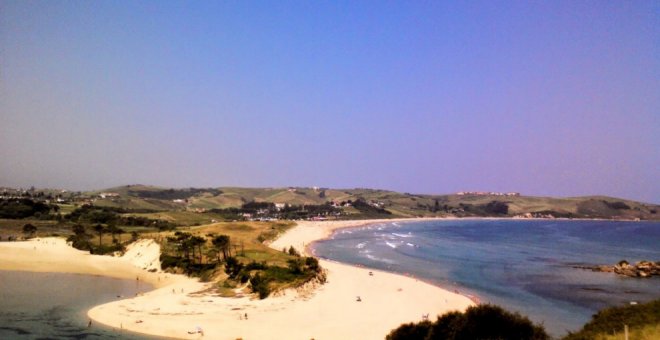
xmin=386 ymin=304 xmax=549 ymax=340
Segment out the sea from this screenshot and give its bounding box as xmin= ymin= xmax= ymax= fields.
xmin=0 ymin=271 xmax=156 ymax=340
xmin=312 ymin=219 xmax=660 ymax=337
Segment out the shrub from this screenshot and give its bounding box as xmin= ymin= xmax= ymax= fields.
xmin=244 ymin=261 xmax=268 ymax=271
xmin=224 ymin=257 xmax=244 ymax=279
xmin=287 ymin=259 xmax=303 ymax=274
xmin=288 ymin=246 xmax=300 ymax=256
xmin=387 ymin=321 xmax=432 ymax=340
xmin=386 ymin=304 xmax=548 ymax=340
xmin=305 ymin=257 xmax=320 ymax=272
xmin=249 ymin=273 xmax=271 ymax=299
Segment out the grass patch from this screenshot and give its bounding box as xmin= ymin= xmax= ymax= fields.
xmin=599 ymin=323 xmax=660 ymax=340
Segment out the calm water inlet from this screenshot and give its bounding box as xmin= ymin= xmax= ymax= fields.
xmin=0 ymin=271 xmax=155 ymax=340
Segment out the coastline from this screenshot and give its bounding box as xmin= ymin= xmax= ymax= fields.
xmin=0 ymin=219 xmax=474 ymax=340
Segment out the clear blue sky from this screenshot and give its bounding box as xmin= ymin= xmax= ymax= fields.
xmin=1 ymin=1 xmax=658 ymax=203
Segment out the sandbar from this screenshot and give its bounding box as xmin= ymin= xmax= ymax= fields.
xmin=0 ymin=219 xmax=474 ymax=339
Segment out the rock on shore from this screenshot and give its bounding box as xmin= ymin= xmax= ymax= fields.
xmin=574 ymin=260 xmax=660 ymax=278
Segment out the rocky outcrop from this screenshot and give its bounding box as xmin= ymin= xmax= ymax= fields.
xmin=574 ymin=260 xmax=660 ymax=278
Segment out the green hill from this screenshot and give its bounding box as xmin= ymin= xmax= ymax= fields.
xmin=78 ymin=185 xmax=659 ymax=221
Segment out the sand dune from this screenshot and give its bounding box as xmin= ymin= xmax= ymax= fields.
xmin=0 ymin=220 xmax=474 ymax=339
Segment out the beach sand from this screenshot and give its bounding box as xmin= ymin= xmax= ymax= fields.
xmin=0 ymin=219 xmax=474 ymax=339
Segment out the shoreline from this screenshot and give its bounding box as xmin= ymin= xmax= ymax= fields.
xmin=0 ymin=218 xmax=475 ymax=339
xmin=278 ymin=218 xmax=483 ymax=305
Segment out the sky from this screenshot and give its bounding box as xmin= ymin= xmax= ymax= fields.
xmin=1 ymin=1 xmax=658 ymax=203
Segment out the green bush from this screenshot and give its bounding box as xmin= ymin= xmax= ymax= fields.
xmin=0 ymin=198 xmax=54 ymax=219
xmin=249 ymin=273 xmax=271 ymax=299
xmin=305 ymin=256 xmax=320 ymax=272
xmin=224 ymin=257 xmax=244 ymax=279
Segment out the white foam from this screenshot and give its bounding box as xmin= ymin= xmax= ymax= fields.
xmin=385 ymin=241 xmax=398 ymax=249
xmin=366 ymin=254 xmax=396 ymax=264
xmin=356 ymin=242 xmax=367 ymax=249
xmin=392 ymin=232 xmax=413 ymax=238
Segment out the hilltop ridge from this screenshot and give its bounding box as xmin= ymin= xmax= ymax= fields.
xmin=4 ymin=185 xmax=656 ymax=221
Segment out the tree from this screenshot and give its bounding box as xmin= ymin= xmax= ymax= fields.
xmin=288 ymin=246 xmax=300 ymax=256
xmin=287 ymin=258 xmax=303 ymax=274
xmin=93 ymin=224 xmax=106 ymax=247
xmin=67 ymin=224 xmax=92 ymax=251
xmin=72 ymin=224 xmax=86 ymax=236
xmin=107 ymin=224 xmax=124 ymax=243
xmin=212 ymin=235 xmax=231 ymax=262
xmin=249 ymin=272 xmax=271 ymax=299
xmin=22 ymin=223 xmax=37 ymax=239
xmin=224 ymin=256 xmax=243 ymax=279
xmin=172 ymin=232 xmax=193 ymax=261
xmin=190 ymin=236 xmax=206 ymax=264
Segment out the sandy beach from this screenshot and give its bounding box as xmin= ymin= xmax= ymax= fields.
xmin=0 ymin=219 xmax=474 ymax=339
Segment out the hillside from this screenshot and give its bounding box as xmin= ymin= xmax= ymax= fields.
xmin=80 ymin=185 xmax=659 ymax=221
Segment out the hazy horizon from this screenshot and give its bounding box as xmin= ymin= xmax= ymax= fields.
xmin=1 ymin=1 xmax=658 ymax=203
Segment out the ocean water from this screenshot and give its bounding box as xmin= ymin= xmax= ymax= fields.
xmin=313 ymin=219 xmax=660 ymax=337
xmin=0 ymin=271 xmax=156 ymax=340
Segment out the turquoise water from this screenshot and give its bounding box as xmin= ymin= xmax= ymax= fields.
xmin=0 ymin=271 xmax=156 ymax=339
xmin=313 ymin=219 xmax=660 ymax=337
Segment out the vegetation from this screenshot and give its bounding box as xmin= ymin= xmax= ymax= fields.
xmin=386 ymin=304 xmax=549 ymax=340
xmin=128 ymin=187 xmax=222 ymax=200
xmin=598 ymin=324 xmax=659 ymax=340
xmin=0 ymin=198 xmax=56 ymax=219
xmin=483 ymin=201 xmax=509 ymax=215
xmin=350 ymin=198 xmax=392 ymax=218
xmin=22 ymin=223 xmax=37 ymax=238
xmin=603 ymin=200 xmax=631 ymax=210
xmin=563 ymin=299 xmax=660 ymax=340
xmin=207 ymin=201 xmax=342 ymax=221
xmin=157 ymin=221 xmax=324 ymax=299
xmin=388 ymin=300 xmax=660 ymax=340
xmin=2 ymin=185 xmax=659 ymax=221
xmin=66 ymin=224 xmax=93 ymax=251
xmin=66 ymin=205 xmax=176 ymax=230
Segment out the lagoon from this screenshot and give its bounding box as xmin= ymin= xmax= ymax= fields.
xmin=0 ymin=271 xmax=155 ymax=339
